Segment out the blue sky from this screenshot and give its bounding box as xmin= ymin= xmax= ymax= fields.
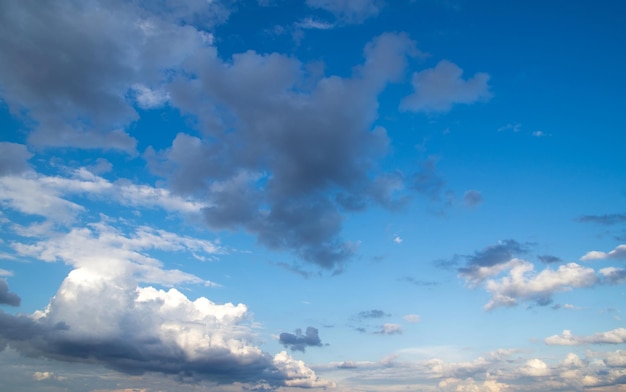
xmin=1 ymin=0 xmax=626 ymax=391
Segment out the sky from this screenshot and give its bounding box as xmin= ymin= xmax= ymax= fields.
xmin=0 ymin=0 xmax=626 ymax=391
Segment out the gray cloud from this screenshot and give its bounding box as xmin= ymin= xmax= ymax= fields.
xmin=463 ymin=189 xmax=483 ymax=207
xmin=577 ymin=213 xmax=626 ymax=226
xmin=0 ymin=143 xmax=32 ymax=176
xmin=356 ymin=310 xmax=390 ymax=320
xmin=400 ymin=60 xmax=492 ymax=113
xmin=306 ymin=0 xmax=383 ymax=24
xmin=279 ymin=327 xmax=323 ymax=352
xmin=0 ymin=280 xmax=20 ymax=307
xmin=538 ymin=255 xmax=562 ymax=264
xmin=148 ymin=33 xmax=419 ymax=271
xmin=399 ymin=277 xmax=439 ymax=287
xmin=0 ymin=0 xmax=212 ymax=153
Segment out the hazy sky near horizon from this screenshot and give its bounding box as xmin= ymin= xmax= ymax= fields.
xmin=1 ymin=0 xmax=626 ymax=391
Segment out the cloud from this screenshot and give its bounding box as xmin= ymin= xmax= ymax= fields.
xmin=0 ymin=279 xmax=21 ymax=306
xmin=599 ymin=267 xmax=626 ymax=284
xmin=538 ymin=255 xmax=562 ymax=264
xmin=150 ymin=32 xmax=419 ymax=270
xmin=400 ymin=60 xmax=492 ymax=113
xmin=295 ymin=17 xmax=335 ymax=30
xmin=458 ymin=240 xmax=531 ymax=286
xmin=581 ymin=244 xmax=626 ymax=261
xmin=403 ymin=314 xmax=421 ymax=323
xmin=519 ymin=358 xmax=550 ymax=377
xmin=0 ymin=143 xmax=32 ymax=176
xmin=377 ymin=323 xmax=403 ymax=335
xmin=356 ymin=309 xmax=390 ymax=319
xmin=463 ymin=190 xmax=483 ymax=207
xmin=545 ymin=328 xmax=626 ymax=346
xmin=279 ymin=327 xmax=323 ymax=352
xmin=32 ymin=371 xmax=64 ymax=381
xmin=0 ymin=1 xmax=215 ymax=152
xmin=577 ymin=213 xmax=626 ymax=226
xmin=0 ymin=269 xmax=330 ymax=388
xmin=306 ymin=0 xmax=383 ymax=23
xmin=11 ymin=220 xmax=220 ymax=287
xmin=483 ymin=261 xmax=598 ymax=310
xmin=0 ymin=170 xmax=206 ymax=225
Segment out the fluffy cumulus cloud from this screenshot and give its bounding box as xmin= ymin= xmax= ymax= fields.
xmin=483 ymin=261 xmax=598 ymax=310
xmin=279 ymin=327 xmax=323 ymax=352
xmin=401 ymin=60 xmax=492 ymax=113
xmin=545 ymin=328 xmax=626 ymax=346
xmin=581 ymin=244 xmax=626 ymax=261
xmin=146 ymin=32 xmax=420 ymax=271
xmin=0 ymin=268 xmax=330 ymax=388
xmin=306 ymin=0 xmax=383 ymax=23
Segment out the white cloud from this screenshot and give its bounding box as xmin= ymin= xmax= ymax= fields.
xmin=378 ymin=323 xmax=403 ymax=335
xmin=581 ymin=244 xmax=626 ymax=261
xmin=545 ymin=328 xmax=626 ymax=346
xmin=32 ymin=371 xmax=64 ymax=381
xmin=519 ymin=358 xmax=550 ymax=377
xmin=11 ymin=220 xmax=219 ymax=286
xmin=403 ymin=314 xmax=421 ymax=323
xmin=0 ymin=171 xmax=205 ymax=225
xmin=401 ymin=60 xmax=491 ymax=113
xmin=483 ymin=261 xmax=598 ymax=310
xmin=131 ymin=84 xmax=170 ymax=109
xmin=394 ymin=236 xmax=403 ymax=244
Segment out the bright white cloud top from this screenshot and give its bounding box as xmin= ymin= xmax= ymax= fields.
xmin=1 ymin=1 xmax=625 ymax=391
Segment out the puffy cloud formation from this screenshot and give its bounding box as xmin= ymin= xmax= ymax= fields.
xmin=279 ymin=327 xmax=324 ymax=352
xmin=0 ymin=279 xmax=21 ymax=306
xmin=401 ymin=60 xmax=492 ymax=113
xmin=0 ymin=268 xmax=329 ymax=388
xmin=545 ymin=328 xmax=626 ymax=346
xmin=483 ymin=261 xmax=598 ymax=310
xmin=581 ymin=244 xmax=626 ymax=261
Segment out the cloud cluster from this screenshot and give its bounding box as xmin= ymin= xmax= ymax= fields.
xmin=279 ymin=327 xmax=323 ymax=352
xmin=545 ymin=328 xmax=626 ymax=346
xmin=455 ymin=240 xmax=626 ymax=310
xmin=0 ymin=268 xmax=330 ymax=388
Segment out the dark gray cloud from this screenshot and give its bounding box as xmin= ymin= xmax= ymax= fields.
xmin=356 ymin=310 xmax=390 ymax=320
xmin=538 ymin=255 xmax=562 ymax=264
xmin=0 ymin=143 xmax=32 ymax=176
xmin=148 ymin=33 xmax=419 ymax=271
xmin=463 ymin=190 xmax=483 ymax=207
xmin=279 ymin=327 xmax=323 ymax=352
xmin=577 ymin=214 xmax=626 ymax=226
xmin=0 ymin=280 xmax=21 ymax=306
